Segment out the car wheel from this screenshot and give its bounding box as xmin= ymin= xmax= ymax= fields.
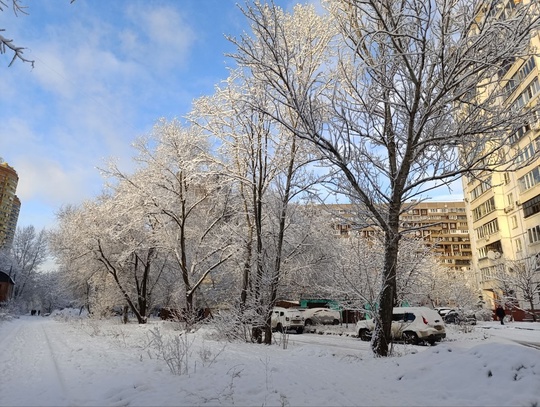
xmin=276 ymin=323 xmax=283 ymax=333
xmin=332 ymin=319 xmax=340 ymax=325
xmin=297 ymin=327 xmax=304 ymax=334
xmin=402 ymin=331 xmax=419 ymax=345
xmin=305 ymin=319 xmax=313 ymax=326
xmin=358 ymin=329 xmax=371 ymax=341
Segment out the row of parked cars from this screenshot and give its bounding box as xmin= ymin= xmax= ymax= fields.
xmin=273 ymin=305 xmax=478 ymax=345
xmin=272 ymin=305 xmax=477 ymax=345
xmin=271 ymin=307 xmax=341 ymax=334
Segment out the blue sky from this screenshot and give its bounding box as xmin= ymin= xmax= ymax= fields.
xmin=1 ymin=0 xmax=301 ymax=231
xmin=1 ymin=0 xmax=462 ymax=234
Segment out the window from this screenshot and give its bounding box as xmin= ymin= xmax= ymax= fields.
xmin=511 ymin=215 xmax=518 ymax=229
xmin=507 ymin=193 xmax=514 ymax=207
xmin=515 ymin=143 xmax=535 ymax=165
xmin=515 ymin=238 xmax=523 ymax=252
xmin=512 ymin=77 xmax=540 ymax=110
xmin=472 ymin=197 xmax=496 ymax=221
xmin=504 ymin=172 xmax=511 ymax=184
xmin=475 ymin=219 xmax=500 ymax=239
xmin=528 ymin=225 xmax=540 ymax=244
xmin=392 ymin=313 xmax=405 ymax=322
xmin=470 ymin=177 xmax=492 ymax=201
xmin=518 ymin=166 xmax=540 ymax=192
xmin=504 ymin=57 xmax=536 ymax=99
xmin=523 ymin=194 xmax=540 ymax=218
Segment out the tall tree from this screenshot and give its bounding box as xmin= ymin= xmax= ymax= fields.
xmin=51 ymin=191 xmax=163 ymax=324
xmin=191 ymin=72 xmax=318 ymax=343
xmin=10 ymin=226 xmax=48 ymax=300
xmin=105 ymin=119 xmax=234 ymax=323
xmin=231 ymin=0 xmax=540 ymax=356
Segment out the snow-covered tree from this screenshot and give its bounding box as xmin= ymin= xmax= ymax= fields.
xmin=0 ymin=0 xmax=34 ymax=66
xmin=492 ymin=254 xmax=540 ymax=322
xmin=1 ymin=0 xmax=75 ymax=67
xmin=191 ymin=72 xmax=320 ymax=343
xmin=105 ymin=119 xmax=234 ymax=324
xmin=9 ymin=226 xmax=48 ymax=302
xmin=422 ymin=266 xmax=479 ymax=311
xmin=51 ymin=190 xmax=164 ymax=324
xmin=231 ymin=0 xmax=540 ymax=356
xmin=33 ymin=271 xmax=73 ymax=314
xmin=507 ymin=256 xmax=540 ymax=322
xmin=314 ymin=231 xmax=451 ymax=311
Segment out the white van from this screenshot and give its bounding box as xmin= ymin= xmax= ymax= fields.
xmin=356 ymin=307 xmax=446 ymax=345
xmin=271 ymin=307 xmax=305 ymax=334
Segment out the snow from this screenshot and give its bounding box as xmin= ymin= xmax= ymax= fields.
xmin=1 ymin=311 xmax=539 ymax=406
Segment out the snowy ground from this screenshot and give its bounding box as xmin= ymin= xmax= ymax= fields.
xmin=0 ymin=311 xmax=539 ymax=406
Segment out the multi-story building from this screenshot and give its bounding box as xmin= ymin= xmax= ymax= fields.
xmin=327 ymin=201 xmax=472 ymax=272
xmin=400 ymin=201 xmax=472 ymax=272
xmin=0 ymin=161 xmax=20 ymax=247
xmin=462 ymin=2 xmax=540 ymax=313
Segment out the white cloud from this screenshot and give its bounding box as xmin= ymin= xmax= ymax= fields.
xmin=14 ymin=156 xmax=101 ymax=207
xmin=123 ymin=4 xmax=196 ymax=71
xmin=32 ymin=47 xmax=75 ymax=98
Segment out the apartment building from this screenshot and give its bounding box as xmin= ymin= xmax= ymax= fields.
xmin=400 ymin=201 xmax=472 ymax=272
xmin=0 ymin=162 xmax=20 ymax=248
xmin=462 ymin=1 xmax=540 ymax=312
xmin=327 ymin=201 xmax=472 ymax=272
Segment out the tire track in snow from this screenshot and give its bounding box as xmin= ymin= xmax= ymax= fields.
xmin=41 ymin=323 xmax=77 ymax=406
xmin=512 ymin=339 xmax=540 ymax=351
xmin=0 ymin=318 xmax=77 ymax=406
xmin=0 ymin=319 xmax=23 ymax=348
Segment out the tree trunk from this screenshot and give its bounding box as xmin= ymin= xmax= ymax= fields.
xmin=264 ymin=136 xmax=297 ymax=345
xmin=372 ymin=217 xmax=400 ymax=357
xmin=528 ymin=300 xmax=537 ymax=322
xmin=122 ymin=305 xmax=129 ymax=324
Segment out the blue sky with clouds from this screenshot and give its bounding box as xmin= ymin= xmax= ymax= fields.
xmin=1 ymin=0 xmax=302 ymax=231
xmin=1 ymin=0 xmax=463 ymax=234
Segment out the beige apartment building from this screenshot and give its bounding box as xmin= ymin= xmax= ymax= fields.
xmin=0 ymin=162 xmax=20 ymax=248
xmin=462 ymin=3 xmax=540 ymax=313
xmin=327 ymin=201 xmax=472 ymax=273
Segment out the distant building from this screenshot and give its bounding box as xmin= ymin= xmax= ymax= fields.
xmin=326 ymin=201 xmax=472 ymax=272
xmin=400 ymin=201 xmax=472 ymax=272
xmin=0 ymin=162 xmax=20 ymax=247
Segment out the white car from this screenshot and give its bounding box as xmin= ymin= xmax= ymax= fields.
xmin=271 ymin=307 xmax=305 ymax=334
xmin=356 ymin=307 xmax=446 ymax=345
xmin=298 ymin=308 xmax=341 ymax=325
xmin=434 ymin=307 xmax=454 ymax=317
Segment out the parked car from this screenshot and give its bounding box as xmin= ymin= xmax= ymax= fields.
xmin=298 ymin=308 xmax=341 ymax=325
xmin=271 ymin=307 xmax=305 ymax=334
xmin=435 ymin=307 xmax=454 ymax=317
xmin=442 ymin=309 xmax=477 ymax=325
xmin=356 ymin=307 xmax=446 ymax=345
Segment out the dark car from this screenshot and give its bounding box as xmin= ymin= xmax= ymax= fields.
xmin=443 ymin=309 xmax=476 ymax=325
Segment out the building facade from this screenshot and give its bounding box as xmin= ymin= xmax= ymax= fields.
xmin=327 ymin=201 xmax=472 ymax=273
xmin=462 ymin=1 xmax=540 ymax=313
xmin=400 ymin=201 xmax=472 ymax=273
xmin=0 ymin=162 xmax=20 ymax=248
